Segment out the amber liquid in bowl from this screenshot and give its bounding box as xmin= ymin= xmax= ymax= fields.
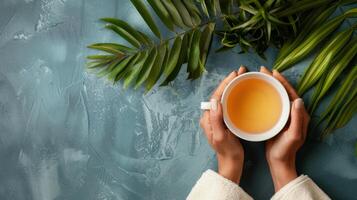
xmin=227 ymin=78 xmax=282 ymax=134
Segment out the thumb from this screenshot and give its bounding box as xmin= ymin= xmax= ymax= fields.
xmin=289 ymin=98 xmax=304 ymax=136
xmin=209 ymin=99 xmax=226 ymax=141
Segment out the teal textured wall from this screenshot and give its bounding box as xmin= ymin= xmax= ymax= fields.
xmin=0 ymin=0 xmax=356 ymax=199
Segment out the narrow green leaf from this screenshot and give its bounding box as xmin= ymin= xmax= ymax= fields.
xmin=163 ymin=36 xmax=182 ymax=76
xmin=297 ymin=28 xmax=353 ymax=95
xmin=87 ymin=55 xmax=116 ymax=60
xmin=183 ymin=0 xmax=202 ymax=26
xmin=205 ymin=0 xmax=218 ymax=16
xmin=105 ymin=24 xmax=141 ymax=48
xmin=334 ymin=96 xmax=357 ymax=129
xmin=187 ymin=29 xmax=202 ymax=79
xmin=114 ymin=55 xmax=140 ymax=82
xmin=264 ymin=0 xmax=275 ymax=9
xmin=160 ymin=32 xmax=189 ymax=86
xmin=274 ymin=5 xmax=337 ymax=65
xmin=130 ymin=0 xmax=161 ymax=38
xmin=183 ymin=0 xmax=200 ymax=14
xmin=344 ymin=7 xmax=357 ymax=18
xmin=231 ymin=14 xmax=262 ymax=30
xmin=190 ymin=59 xmax=205 ymax=80
xmin=221 ymin=32 xmax=239 ymax=48
xmin=309 ymin=39 xmax=357 ymax=112
xmin=266 ymin=21 xmax=271 ymax=42
xmin=146 ymin=42 xmax=168 ymax=91
xmin=100 ymin=18 xmax=151 ymax=45
xmin=308 ymin=72 xmax=327 ymax=113
xmin=186 ymin=30 xmax=195 ymax=66
xmin=96 ymin=59 xmax=122 ymax=78
xmin=322 ymin=87 xmax=357 ymax=135
xmin=267 ymin=14 xmax=290 ymax=25
xmin=86 ymin=59 xmax=113 ymax=69
xmin=199 ymin=0 xmax=209 ymax=17
xmin=138 ymin=31 xmax=153 ymax=46
xmin=161 ymin=0 xmax=187 ymax=28
xmin=172 ymin=0 xmax=194 ymax=27
xmin=199 ymin=23 xmax=215 ymax=67
xmin=320 ymin=67 xmax=357 ymax=123
xmin=135 ymin=48 xmax=158 ymax=89
xmin=108 ymin=56 xmax=134 ymax=82
xmin=88 ymin=43 xmax=136 ymax=54
xmin=273 ymin=13 xmax=346 ymax=71
xmin=147 ymin=0 xmax=175 ymax=31
xmin=123 ymin=51 xmax=149 ymax=89
xmin=239 ymin=5 xmax=258 ymax=15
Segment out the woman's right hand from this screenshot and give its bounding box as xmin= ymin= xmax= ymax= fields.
xmin=199 ymin=66 xmax=247 ymax=184
xmin=260 ymin=67 xmax=310 ymax=192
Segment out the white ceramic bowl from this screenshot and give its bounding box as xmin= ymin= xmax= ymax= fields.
xmin=221 ymin=72 xmax=290 ymax=142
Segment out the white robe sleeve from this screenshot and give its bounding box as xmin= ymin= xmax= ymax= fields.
xmin=271 ymin=175 xmax=330 ymax=200
xmin=187 ymin=169 xmax=253 ymax=200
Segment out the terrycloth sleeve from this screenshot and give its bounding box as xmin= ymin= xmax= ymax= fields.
xmin=271 ymin=175 xmax=330 ymax=200
xmin=186 ymin=169 xmax=253 ymax=200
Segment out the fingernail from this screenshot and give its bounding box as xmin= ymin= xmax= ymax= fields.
xmin=210 ymin=99 xmax=217 ymax=111
xmin=236 ymin=67 xmax=240 ymax=73
xmin=260 ymin=66 xmax=265 ymax=70
xmin=272 ymin=69 xmax=278 ymax=74
xmin=236 ymin=66 xmax=244 ymax=73
xmin=294 ymin=98 xmax=304 ymax=109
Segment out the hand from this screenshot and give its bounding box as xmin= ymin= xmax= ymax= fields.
xmin=199 ymin=66 xmax=247 ymax=184
xmin=260 ymin=66 xmax=310 ymax=191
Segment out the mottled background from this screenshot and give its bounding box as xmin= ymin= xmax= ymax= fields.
xmin=0 ymin=0 xmax=356 ymax=200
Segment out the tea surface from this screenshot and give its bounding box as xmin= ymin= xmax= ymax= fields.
xmin=227 ymin=78 xmax=282 ymax=133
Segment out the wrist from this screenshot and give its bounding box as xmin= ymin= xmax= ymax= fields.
xmin=217 ymin=155 xmax=244 ymax=184
xmin=268 ymin=159 xmax=298 ymax=192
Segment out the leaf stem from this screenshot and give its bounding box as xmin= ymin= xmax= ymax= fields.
xmin=135 ymin=11 xmax=239 ymax=53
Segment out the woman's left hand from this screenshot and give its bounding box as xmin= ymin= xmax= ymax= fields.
xmin=199 ymin=66 xmax=247 ymax=184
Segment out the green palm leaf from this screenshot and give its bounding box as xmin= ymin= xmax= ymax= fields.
xmin=200 ymin=23 xmax=215 ymax=66
xmin=161 ymin=0 xmax=187 ymax=28
xmin=161 ymin=32 xmax=189 ymax=86
xmin=187 ymin=29 xmax=202 ymax=79
xmin=135 ymin=47 xmax=158 ymax=89
xmin=123 ymin=52 xmax=149 ymax=89
xmin=107 ymin=56 xmax=134 ymax=82
xmin=101 ymin=18 xmax=151 ymax=45
xmin=147 ymin=0 xmax=175 ymax=31
xmin=146 ymin=42 xmax=168 ymax=91
xmin=163 ymin=36 xmax=182 ymax=76
xmin=172 ymin=0 xmax=194 ymax=27
xmin=130 ymin=0 xmax=161 ymax=38
xmin=88 ymin=43 xmax=136 ymax=54
xmin=104 ymin=24 xmax=141 ymax=48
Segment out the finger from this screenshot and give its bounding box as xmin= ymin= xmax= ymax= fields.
xmin=272 ymin=70 xmax=299 ymax=100
xmin=211 ymin=71 xmax=238 ymax=100
xmin=236 ymin=65 xmax=247 ymax=76
xmin=209 ymin=99 xmax=226 ymax=142
xmin=260 ymin=66 xmax=273 ymax=75
xmin=200 ymin=111 xmax=213 ymax=143
xmin=289 ymin=98 xmax=304 ymax=139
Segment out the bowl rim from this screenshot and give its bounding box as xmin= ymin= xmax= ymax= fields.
xmin=221 ymin=72 xmax=290 ymax=142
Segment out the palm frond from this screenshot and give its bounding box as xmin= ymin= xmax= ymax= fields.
xmin=87 ymin=0 xmax=215 ymax=92
xmin=86 ymin=0 xmax=357 ymax=141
